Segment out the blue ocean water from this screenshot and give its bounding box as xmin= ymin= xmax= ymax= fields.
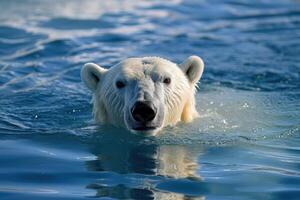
xmin=0 ymin=0 xmax=300 ymax=199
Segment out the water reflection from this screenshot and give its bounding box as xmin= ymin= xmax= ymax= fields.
xmin=85 ymin=127 xmax=204 ymax=199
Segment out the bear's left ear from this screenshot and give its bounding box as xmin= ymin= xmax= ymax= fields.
xmin=179 ymin=55 xmax=204 ymax=84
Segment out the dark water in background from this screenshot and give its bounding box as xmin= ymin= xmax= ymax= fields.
xmin=0 ymin=0 xmax=300 ymax=199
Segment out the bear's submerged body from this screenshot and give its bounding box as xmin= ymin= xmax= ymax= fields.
xmin=81 ymin=56 xmax=204 ymax=135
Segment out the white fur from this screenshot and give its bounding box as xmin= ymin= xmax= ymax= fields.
xmin=81 ymin=56 xmax=204 ymax=134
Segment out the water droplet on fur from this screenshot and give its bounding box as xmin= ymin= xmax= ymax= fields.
xmin=222 ymin=119 xmax=228 ymax=125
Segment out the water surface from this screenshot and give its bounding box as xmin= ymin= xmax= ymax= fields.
xmin=0 ymin=0 xmax=300 ymax=199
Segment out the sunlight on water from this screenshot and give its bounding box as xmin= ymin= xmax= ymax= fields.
xmin=154 ymin=86 xmax=300 ymax=145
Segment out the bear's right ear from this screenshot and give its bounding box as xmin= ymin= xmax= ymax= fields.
xmin=81 ymin=63 xmax=107 ymax=91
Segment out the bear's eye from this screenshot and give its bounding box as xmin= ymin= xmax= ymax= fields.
xmin=163 ymin=77 xmax=171 ymax=85
xmin=116 ymin=80 xmax=126 ymax=89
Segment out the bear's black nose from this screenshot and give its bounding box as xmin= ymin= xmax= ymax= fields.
xmin=131 ymin=101 xmax=156 ymax=123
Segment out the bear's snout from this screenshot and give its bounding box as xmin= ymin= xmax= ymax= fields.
xmin=131 ymin=101 xmax=157 ymax=123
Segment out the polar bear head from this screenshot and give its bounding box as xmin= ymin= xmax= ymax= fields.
xmin=81 ymin=56 xmax=204 ymax=135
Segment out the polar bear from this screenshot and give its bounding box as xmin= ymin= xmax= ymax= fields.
xmin=81 ymin=56 xmax=204 ymax=135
